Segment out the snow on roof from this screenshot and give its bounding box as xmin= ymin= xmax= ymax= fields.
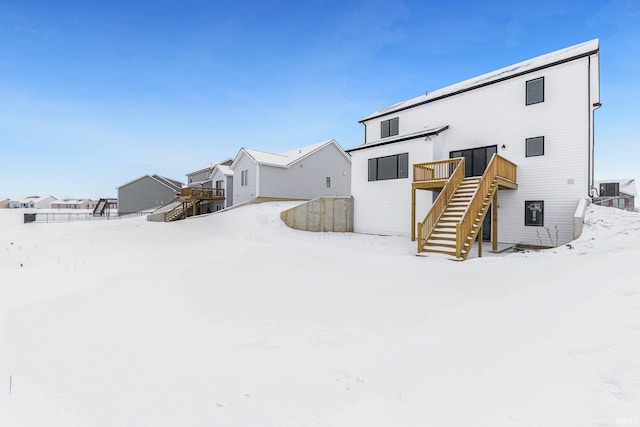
xmin=11 ymin=195 xmax=56 ymax=203
xmin=595 ymin=179 xmax=637 ymax=196
xmin=361 ymin=39 xmax=599 ymax=122
xmin=186 ymin=158 xmax=234 ymax=176
xmin=236 ymin=139 xmax=347 ymax=168
xmin=52 ymin=199 xmax=90 ymax=205
xmin=211 ymin=164 xmax=234 ymax=178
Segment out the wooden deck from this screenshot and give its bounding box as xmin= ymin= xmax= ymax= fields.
xmin=180 ymin=187 xmax=225 ymax=201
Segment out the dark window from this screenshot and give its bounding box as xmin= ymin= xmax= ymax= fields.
xmin=525 ymin=200 xmax=544 ymax=226
xmin=381 ymin=117 xmax=399 ymax=138
xmin=526 ymin=77 xmax=544 ymax=105
xmin=368 ymin=153 xmax=409 ymax=181
xmin=326 ymin=177 xmax=331 ymax=188
xmin=600 ymin=182 xmax=619 ymax=197
xmin=526 ymin=136 xmax=544 ymax=157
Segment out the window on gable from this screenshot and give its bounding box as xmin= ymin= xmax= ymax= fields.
xmin=526 ymin=77 xmax=544 ymax=105
xmin=368 ymin=153 xmax=409 ymax=181
xmin=381 ymin=117 xmax=399 ymax=138
xmin=326 ymin=177 xmax=331 ymax=188
xmin=241 ymin=169 xmax=248 ymax=186
xmin=526 ymin=136 xmax=544 ymax=157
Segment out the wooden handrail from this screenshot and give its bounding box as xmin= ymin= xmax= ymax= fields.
xmin=413 ymin=158 xmax=463 ymax=182
xmin=455 ymin=154 xmax=514 ymax=258
xmin=417 ymin=158 xmax=465 ymax=252
xmin=180 ymin=187 xmax=224 ymax=199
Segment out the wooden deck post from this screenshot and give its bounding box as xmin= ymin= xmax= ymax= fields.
xmin=492 ymin=191 xmax=498 ymax=252
xmin=411 ymin=186 xmax=416 ymax=241
xmin=478 ymin=225 xmax=483 ymax=258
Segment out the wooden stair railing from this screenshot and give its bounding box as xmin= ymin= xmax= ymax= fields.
xmin=417 ymin=158 xmax=465 ymax=253
xmin=455 ymin=154 xmax=516 ymax=260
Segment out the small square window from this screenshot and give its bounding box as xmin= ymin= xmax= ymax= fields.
xmin=381 ymin=117 xmax=399 ymax=138
xmin=526 ymin=136 xmax=544 ymax=157
xmin=526 ymin=77 xmax=544 ymax=105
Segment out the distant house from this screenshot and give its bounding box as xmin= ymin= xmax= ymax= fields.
xmin=186 ymin=159 xmax=233 ymax=188
xmin=0 ymin=198 xmax=9 ymax=209
xmin=230 ymin=139 xmax=351 ymax=206
xmin=593 ymin=179 xmax=636 ymax=211
xmin=51 ymin=199 xmax=92 ymax=209
xmin=117 ymin=174 xmax=183 ymax=214
xmin=9 ymin=195 xmax=57 ymax=209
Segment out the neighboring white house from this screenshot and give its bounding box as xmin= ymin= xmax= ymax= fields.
xmin=9 ymin=195 xmax=57 ymax=209
xmin=593 ymin=179 xmax=636 ymax=211
xmin=51 ymin=199 xmax=92 ymax=209
xmin=209 ymin=164 xmax=234 ymax=210
xmin=347 ymin=39 xmax=600 ymax=248
xmin=230 ymin=139 xmax=351 ymax=205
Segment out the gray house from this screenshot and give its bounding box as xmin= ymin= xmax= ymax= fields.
xmin=117 ymin=174 xmax=183 ymax=215
xmin=210 ymin=164 xmax=234 ymax=210
xmin=0 ymin=198 xmax=9 ymax=209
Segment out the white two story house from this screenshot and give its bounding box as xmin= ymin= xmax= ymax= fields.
xmin=347 ymin=39 xmax=600 ymax=257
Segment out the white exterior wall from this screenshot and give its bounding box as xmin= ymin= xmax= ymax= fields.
xmin=210 ymin=168 xmax=233 ymax=208
xmin=351 ymin=134 xmax=443 ymax=235
xmin=357 ymin=54 xmax=598 ymax=245
xmin=258 ymin=143 xmax=351 ymax=200
xmin=231 ymin=152 xmax=258 ymax=205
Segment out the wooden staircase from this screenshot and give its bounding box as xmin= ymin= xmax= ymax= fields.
xmin=414 ymin=154 xmax=517 ymax=260
xmin=165 ymin=202 xmax=194 ymax=222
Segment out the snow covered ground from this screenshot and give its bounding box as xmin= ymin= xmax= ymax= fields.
xmin=0 ymin=202 xmax=639 ymax=426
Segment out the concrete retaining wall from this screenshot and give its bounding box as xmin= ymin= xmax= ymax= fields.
xmin=573 ymin=198 xmax=591 ymax=239
xmin=280 ymin=197 xmax=353 ymax=232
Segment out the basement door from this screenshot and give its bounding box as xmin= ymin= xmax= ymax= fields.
xmin=449 ymin=145 xmax=497 ymax=241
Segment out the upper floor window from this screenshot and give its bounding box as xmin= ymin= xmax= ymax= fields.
xmin=326 ymin=177 xmax=331 ymax=188
xmin=525 ymin=136 xmax=544 ymax=157
xmin=381 ymin=117 xmax=399 ymax=138
xmin=526 ymin=77 xmax=544 ymax=105
xmin=240 ymin=169 xmax=248 ymax=186
xmin=600 ymin=182 xmax=619 ymax=197
xmin=368 ymin=153 xmax=408 ymax=181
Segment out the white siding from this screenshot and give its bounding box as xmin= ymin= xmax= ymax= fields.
xmin=356 ymin=54 xmax=598 ymax=246
xmin=258 ymin=143 xmax=351 ymax=199
xmin=210 ymin=169 xmax=232 ymax=208
xmin=351 ymin=135 xmax=441 ymax=235
xmin=231 ymin=152 xmax=258 ymax=205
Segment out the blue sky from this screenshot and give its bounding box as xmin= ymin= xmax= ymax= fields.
xmin=1 ymin=0 xmax=638 ymax=199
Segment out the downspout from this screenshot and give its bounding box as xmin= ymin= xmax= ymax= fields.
xmin=588 ymin=53 xmax=602 ymax=197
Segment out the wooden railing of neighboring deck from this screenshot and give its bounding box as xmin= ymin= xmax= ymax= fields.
xmin=455 ymin=154 xmax=517 ymax=259
xmin=416 ymin=158 xmax=465 ymax=252
xmin=180 ymin=187 xmax=224 ymax=200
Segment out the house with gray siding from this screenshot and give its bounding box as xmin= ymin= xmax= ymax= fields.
xmin=348 ymin=39 xmax=600 ymax=256
xmin=117 ymin=174 xmax=183 ymax=215
xmin=230 ymin=139 xmax=351 ymax=206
